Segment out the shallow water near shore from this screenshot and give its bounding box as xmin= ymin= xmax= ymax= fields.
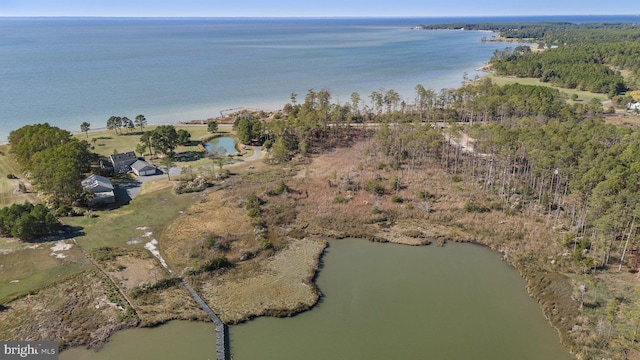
xmin=59 ymin=321 xmax=215 ymax=360
xmin=61 ymin=240 xmax=573 ymax=360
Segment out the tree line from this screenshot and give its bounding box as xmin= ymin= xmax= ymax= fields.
xmin=8 ymin=123 xmax=94 ymax=207
xmin=421 ymin=22 xmax=640 ymax=45
xmin=137 ymin=125 xmax=191 ymax=157
xmin=490 ymin=43 xmax=634 ymax=96
xmin=106 ymin=114 xmax=147 ymax=135
xmin=422 ymin=22 xmax=640 ymax=94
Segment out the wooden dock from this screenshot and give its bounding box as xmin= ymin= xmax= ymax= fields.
xmin=180 ymin=279 xmax=228 ymax=360
xmin=142 ymin=237 xmax=229 ymax=360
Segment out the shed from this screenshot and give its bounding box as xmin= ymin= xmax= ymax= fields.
xmin=82 ymin=174 xmax=116 ymax=206
xmin=131 ymin=160 xmax=157 ymax=176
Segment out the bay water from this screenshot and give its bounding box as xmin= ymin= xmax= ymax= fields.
xmin=1 ymin=17 xmax=513 ymax=142
xmin=2 ymin=16 xmax=638 ymax=142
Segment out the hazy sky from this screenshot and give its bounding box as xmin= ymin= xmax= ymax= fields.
xmin=1 ymin=0 xmax=639 ymax=17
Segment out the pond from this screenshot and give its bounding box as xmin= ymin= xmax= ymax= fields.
xmin=61 ymin=240 xmax=574 ymax=360
xmin=204 ymin=137 xmax=238 ymax=156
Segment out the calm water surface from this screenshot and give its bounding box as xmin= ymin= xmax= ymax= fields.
xmin=2 ymin=16 xmax=638 ymax=141
xmin=229 ymin=240 xmax=573 ymax=360
xmin=205 ymin=137 xmax=238 ymax=155
xmin=60 ymin=321 xmax=215 ymax=360
xmin=62 ymin=240 xmax=573 ymax=360
xmin=0 ymin=18 xmax=511 ymax=141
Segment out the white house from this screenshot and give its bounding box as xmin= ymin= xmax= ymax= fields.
xmin=131 ymin=160 xmax=157 ymax=176
xmin=82 ymin=174 xmax=115 ymax=206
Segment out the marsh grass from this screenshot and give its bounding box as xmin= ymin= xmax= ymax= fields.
xmin=0 ymin=270 xmax=136 ymax=350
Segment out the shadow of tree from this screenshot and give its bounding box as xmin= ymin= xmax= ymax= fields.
xmin=113 ymin=181 xmax=140 ymax=206
xmin=174 ymin=151 xmax=206 ymax=162
xmin=63 ymin=225 xmax=86 ymax=239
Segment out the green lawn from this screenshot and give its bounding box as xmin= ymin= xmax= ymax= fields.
xmin=486 ymin=75 xmax=608 ymax=103
xmin=62 ymin=181 xmax=196 ymax=251
xmin=0 ymin=240 xmax=89 ymax=304
xmin=78 ymin=124 xmax=240 ymax=168
xmin=0 ymin=125 xmax=227 ymax=305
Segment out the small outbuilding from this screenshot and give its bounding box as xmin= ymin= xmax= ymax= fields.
xmin=131 ymin=160 xmax=157 ymax=176
xmin=82 ymin=174 xmax=116 ymax=206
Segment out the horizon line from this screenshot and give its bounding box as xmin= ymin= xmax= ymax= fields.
xmin=0 ymin=14 xmax=636 ymax=20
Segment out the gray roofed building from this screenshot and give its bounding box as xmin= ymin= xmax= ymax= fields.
xmin=109 ymin=151 xmax=138 ymax=173
xmin=131 ymin=160 xmax=157 ymax=176
xmin=82 ymin=174 xmax=116 ymax=206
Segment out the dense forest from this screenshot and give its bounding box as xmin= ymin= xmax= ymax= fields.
xmin=420 ymin=22 xmax=640 ymax=44
xmin=422 ymin=22 xmax=640 ymax=93
xmin=490 ymin=42 xmax=640 ymax=95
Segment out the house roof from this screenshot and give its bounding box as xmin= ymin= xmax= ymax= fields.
xmin=131 ymin=160 xmax=155 ymax=172
xmin=109 ymin=151 xmax=137 ymax=163
xmin=82 ymin=174 xmax=114 ymax=192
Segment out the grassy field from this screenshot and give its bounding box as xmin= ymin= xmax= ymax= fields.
xmin=0 ymin=141 xmax=86 ymax=304
xmin=0 ymin=146 xmax=87 ymax=306
xmin=200 ymin=238 xmax=326 ymax=324
xmin=62 ymin=180 xmax=197 ymax=251
xmin=80 ymin=124 xmax=218 ymax=158
xmin=58 ymin=180 xmax=213 ymax=326
xmin=486 ymin=75 xmax=609 ymax=103
xmin=0 ymin=239 xmax=89 ymax=304
xmin=77 ymin=124 xmax=252 ymax=169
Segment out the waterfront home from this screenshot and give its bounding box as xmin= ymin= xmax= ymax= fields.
xmin=109 ymin=151 xmax=138 ymax=173
xmin=82 ymin=174 xmax=115 ymax=206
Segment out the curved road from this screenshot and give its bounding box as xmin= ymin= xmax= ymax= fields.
xmin=244 ymin=145 xmax=262 ymax=161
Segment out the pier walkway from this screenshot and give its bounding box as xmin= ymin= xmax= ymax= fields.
xmin=144 ymin=238 xmax=228 ymax=360
xmin=180 ymin=279 xmax=227 ymax=360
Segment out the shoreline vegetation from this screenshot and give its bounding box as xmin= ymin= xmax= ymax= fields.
xmin=2 ymin=20 xmax=640 ymax=360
